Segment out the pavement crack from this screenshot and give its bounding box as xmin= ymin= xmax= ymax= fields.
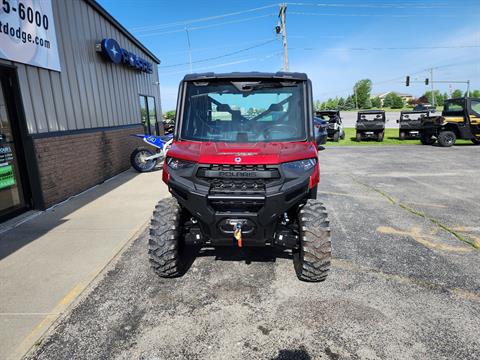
xmin=332 ymin=258 xmax=480 ymax=303
xmin=351 ymin=176 xmax=479 ymax=249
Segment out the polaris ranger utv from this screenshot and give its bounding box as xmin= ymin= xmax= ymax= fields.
xmin=149 ymin=72 xmax=331 ymax=282
xmin=315 ymin=110 xmax=345 ymax=142
xmin=420 ymin=97 xmax=480 ymax=147
xmin=397 ymin=110 xmax=428 ymax=140
xmin=355 ymin=110 xmax=386 ymax=142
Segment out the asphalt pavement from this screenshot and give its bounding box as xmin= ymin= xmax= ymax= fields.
xmin=27 ymin=145 xmax=480 ymax=360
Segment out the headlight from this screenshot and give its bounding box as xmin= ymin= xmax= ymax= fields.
xmin=281 ymin=158 xmax=316 ymax=173
xmin=167 ymin=157 xmax=195 ymax=170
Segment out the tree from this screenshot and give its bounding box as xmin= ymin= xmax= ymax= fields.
xmin=422 ymin=90 xmax=443 ymax=106
xmin=363 ymin=98 xmax=372 ymax=109
xmin=382 ymin=92 xmax=394 ymax=108
xmin=391 ymin=94 xmax=404 ymax=109
xmin=371 ymin=96 xmax=382 ymax=108
xmin=163 ymin=110 xmax=176 ymax=121
xmin=344 ymin=95 xmax=355 ymax=110
xmin=451 ymin=89 xmax=463 ymax=98
xmin=381 ymin=92 xmax=404 ymax=109
xmin=314 ymin=100 xmax=322 ymax=111
xmin=337 ymin=97 xmax=346 ymax=110
xmin=471 ymin=89 xmax=480 ymax=98
xmin=353 ymin=79 xmax=372 ymax=109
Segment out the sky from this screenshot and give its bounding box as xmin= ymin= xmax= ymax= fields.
xmin=97 ymin=0 xmax=480 ymax=111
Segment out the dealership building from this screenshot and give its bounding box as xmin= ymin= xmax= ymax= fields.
xmin=0 ymin=0 xmax=162 ymax=221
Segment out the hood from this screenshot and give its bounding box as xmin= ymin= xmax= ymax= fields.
xmin=167 ymin=140 xmax=317 ymax=165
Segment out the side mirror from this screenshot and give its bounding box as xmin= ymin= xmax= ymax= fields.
xmin=317 ymin=145 xmax=326 ymax=151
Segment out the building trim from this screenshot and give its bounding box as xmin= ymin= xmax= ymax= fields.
xmin=30 ymin=123 xmax=143 ymax=139
xmin=84 ymin=0 xmax=161 ymax=64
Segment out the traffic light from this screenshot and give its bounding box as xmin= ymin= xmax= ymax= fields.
xmin=406 ymin=76 xmax=410 ymax=86
xmin=425 ymin=78 xmax=429 ymax=85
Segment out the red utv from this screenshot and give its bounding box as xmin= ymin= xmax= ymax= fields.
xmin=149 ymin=72 xmax=331 ymax=282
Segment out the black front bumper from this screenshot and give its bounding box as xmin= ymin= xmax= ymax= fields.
xmin=167 ymin=163 xmax=313 ymax=246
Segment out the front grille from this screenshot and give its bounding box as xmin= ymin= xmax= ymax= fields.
xmin=197 ymin=164 xmax=279 ymax=212
xmin=208 ymin=196 xmax=265 ymax=212
xmin=197 ymin=164 xmax=280 ymax=180
xmin=210 ymin=178 xmax=265 ymax=195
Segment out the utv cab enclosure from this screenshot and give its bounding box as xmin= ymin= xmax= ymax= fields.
xmin=315 ymin=110 xmax=345 ymax=141
xmin=149 ymin=72 xmax=331 ymax=282
xmin=420 ymin=97 xmax=480 ymax=147
xmin=397 ymin=110 xmax=429 ymax=140
xmin=355 ymin=110 xmax=386 ymax=142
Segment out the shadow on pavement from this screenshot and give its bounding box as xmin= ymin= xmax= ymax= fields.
xmin=0 ymin=169 xmax=140 ymax=261
xmin=179 ymin=246 xmax=293 ymax=275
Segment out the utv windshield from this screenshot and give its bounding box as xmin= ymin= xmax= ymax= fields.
xmin=358 ymin=113 xmax=385 ymax=121
xmin=443 ymin=100 xmax=464 ymax=114
xmin=401 ymin=112 xmax=427 ymax=121
xmin=180 ymin=80 xmax=306 ymax=142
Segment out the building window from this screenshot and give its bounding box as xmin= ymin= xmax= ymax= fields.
xmin=139 ymin=95 xmax=158 ymax=135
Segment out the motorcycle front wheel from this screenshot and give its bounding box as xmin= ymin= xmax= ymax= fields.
xmin=130 ymin=147 xmax=158 ymax=172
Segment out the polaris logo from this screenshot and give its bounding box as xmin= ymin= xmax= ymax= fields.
xmin=219 ymin=171 xmax=256 ymax=178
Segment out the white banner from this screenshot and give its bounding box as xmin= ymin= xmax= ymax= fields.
xmin=0 ymin=0 xmax=60 ymax=71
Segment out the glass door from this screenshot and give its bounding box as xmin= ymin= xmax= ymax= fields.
xmin=0 ymin=74 xmax=28 ymax=219
xmin=139 ymin=95 xmax=158 ymax=135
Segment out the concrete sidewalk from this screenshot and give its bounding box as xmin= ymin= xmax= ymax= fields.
xmin=0 ymin=168 xmax=169 ymax=360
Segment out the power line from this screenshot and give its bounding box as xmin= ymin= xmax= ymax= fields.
xmin=160 ymin=37 xmax=278 ymax=56
xmin=288 ymin=2 xmax=451 ymax=9
xmin=131 ymin=4 xmax=277 ymax=32
xmin=137 ymin=14 xmax=275 ymax=38
xmin=160 ymin=39 xmax=278 ymax=68
xmin=289 ymin=11 xmax=457 ymax=17
xmin=292 ymin=45 xmax=480 ymax=51
xmin=159 ymin=52 xmax=282 ymax=76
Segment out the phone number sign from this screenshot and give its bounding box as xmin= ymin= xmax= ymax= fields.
xmin=0 ymin=0 xmax=61 ymax=71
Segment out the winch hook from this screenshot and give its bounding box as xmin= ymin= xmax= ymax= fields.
xmin=234 ymin=222 xmax=243 ymax=248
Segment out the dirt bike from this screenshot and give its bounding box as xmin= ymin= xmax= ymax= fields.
xmin=129 ymin=134 xmax=173 ymax=172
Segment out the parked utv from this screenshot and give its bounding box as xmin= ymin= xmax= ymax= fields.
xmin=313 ymin=116 xmax=328 ymax=146
xmin=355 ymin=110 xmax=386 ymax=141
xmin=315 ymin=110 xmax=345 ymax=142
xmin=149 ymin=72 xmax=331 ymax=282
xmin=397 ymin=110 xmax=428 ymax=140
xmin=420 ymin=97 xmax=480 ymax=147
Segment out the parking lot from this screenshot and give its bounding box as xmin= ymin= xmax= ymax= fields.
xmin=28 ymin=145 xmax=480 ymax=360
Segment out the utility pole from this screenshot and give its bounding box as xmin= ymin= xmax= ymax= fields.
xmin=430 ymin=68 xmax=435 ymax=107
xmin=354 ymin=85 xmax=358 ymax=109
xmin=185 ymin=26 xmax=193 ymax=72
xmin=278 ymin=3 xmax=289 ymax=71
xmin=467 ymin=80 xmax=470 ymax=97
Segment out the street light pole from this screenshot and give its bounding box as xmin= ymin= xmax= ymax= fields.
xmin=430 ymin=68 xmax=435 ymax=107
xmin=278 ymin=3 xmax=289 ymax=71
xmin=185 ymin=26 xmax=193 ymax=72
xmin=354 ymin=85 xmax=358 ymax=109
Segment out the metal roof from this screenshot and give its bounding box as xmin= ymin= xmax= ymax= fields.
xmin=357 ymin=110 xmax=386 ymax=114
xmin=182 ymin=72 xmax=309 ymax=81
xmin=85 ymin=0 xmax=161 ymax=64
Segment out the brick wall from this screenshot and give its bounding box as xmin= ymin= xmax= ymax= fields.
xmin=33 ymin=126 xmax=144 ymax=208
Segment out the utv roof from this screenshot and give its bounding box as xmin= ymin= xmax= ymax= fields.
xmin=182 ymin=72 xmax=309 ymax=81
xmin=357 ymin=110 xmax=385 ymax=114
xmin=400 ymin=110 xmax=429 ymax=114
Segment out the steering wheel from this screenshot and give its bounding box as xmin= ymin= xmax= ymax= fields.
xmin=263 ymin=124 xmax=298 ymax=140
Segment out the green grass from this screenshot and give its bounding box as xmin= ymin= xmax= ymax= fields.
xmin=338 ymin=106 xmax=444 ymax=112
xmin=326 ymin=128 xmax=472 ymax=146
